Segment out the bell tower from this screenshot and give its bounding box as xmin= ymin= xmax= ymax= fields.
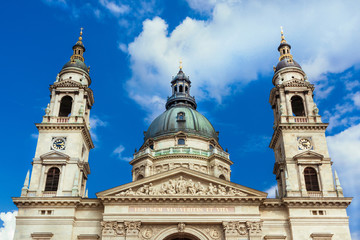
xmin=21 ymin=29 xmax=94 ymax=198
xmin=269 ymin=28 xmax=343 ymax=198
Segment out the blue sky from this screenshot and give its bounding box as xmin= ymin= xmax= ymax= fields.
xmin=1 ymin=0 xmax=360 ymax=239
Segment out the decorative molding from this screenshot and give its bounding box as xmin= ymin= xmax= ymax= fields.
xmin=31 ymin=232 xmax=54 ymax=239
xmin=223 ymin=221 xmax=247 ymax=236
xmin=77 ymin=234 xmax=100 ymax=239
xmin=246 ymin=221 xmax=262 ymax=235
xmin=125 ymin=221 xmax=141 ymax=235
xmin=177 ymin=222 xmax=185 ymax=232
xmin=115 ymin=176 xmax=247 ymax=197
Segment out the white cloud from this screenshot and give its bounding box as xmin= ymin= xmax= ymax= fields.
xmin=90 ymin=115 xmax=108 ymax=142
xmin=351 ymin=92 xmax=360 ymax=107
xmin=126 ymin=0 xmax=360 ymax=120
xmin=0 ymin=211 xmax=17 ymax=240
xmin=112 ymin=144 xmax=133 ymax=161
xmin=327 ymin=124 xmax=360 ymax=233
xmin=99 ymin=0 xmax=130 ymax=16
xmin=264 ymin=184 xmax=277 ymax=199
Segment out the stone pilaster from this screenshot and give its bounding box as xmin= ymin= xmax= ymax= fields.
xmin=101 ymin=221 xmax=125 ymax=240
xmin=246 ymin=221 xmax=263 ymax=240
xmin=125 ymin=221 xmax=141 ymax=240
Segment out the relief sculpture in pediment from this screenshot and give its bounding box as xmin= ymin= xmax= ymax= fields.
xmin=115 ymin=176 xmax=247 ymax=196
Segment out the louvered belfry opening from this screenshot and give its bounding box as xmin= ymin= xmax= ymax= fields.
xmin=45 ymin=167 xmax=60 ymax=191
xmin=304 ymin=167 xmax=320 ymax=191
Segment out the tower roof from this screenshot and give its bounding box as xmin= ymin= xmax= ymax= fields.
xmin=61 ymin=28 xmax=89 ymax=73
xmin=274 ymin=27 xmax=302 ymax=73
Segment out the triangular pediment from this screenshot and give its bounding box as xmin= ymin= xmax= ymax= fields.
xmin=97 ymin=167 xmax=267 ymax=198
xmin=40 ymin=150 xmax=70 ymax=160
xmin=54 ymin=79 xmax=83 ymax=88
xmin=293 ymin=150 xmax=324 ymax=160
xmin=282 ymin=78 xmax=310 ymax=87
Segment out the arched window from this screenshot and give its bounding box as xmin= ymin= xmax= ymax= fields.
xmin=178 ymin=138 xmax=185 ymax=145
xmin=137 ymin=174 xmax=144 ymax=180
xmin=291 ymin=96 xmax=305 ymax=116
xmin=179 ymin=85 xmax=183 ymax=93
xmin=59 ymin=96 xmax=73 ymax=117
xmin=219 ymin=174 xmax=226 ymax=180
xmin=185 ymin=86 xmax=188 ymax=93
xmin=45 ymin=167 xmax=60 ymax=191
xmin=174 ymin=86 xmax=177 ymax=93
xmin=304 ymin=167 xmax=320 ymax=191
xmin=209 ymin=144 xmax=214 ymax=150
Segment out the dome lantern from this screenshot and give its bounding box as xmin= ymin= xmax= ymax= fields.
xmin=165 ymin=64 xmax=197 ymax=110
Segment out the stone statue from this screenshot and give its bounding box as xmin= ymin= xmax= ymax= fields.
xmin=78 ymin=104 xmax=84 ymax=116
xmin=55 ymin=74 xmax=60 ymax=82
xmin=313 ymin=103 xmax=319 ymax=116
xmin=279 ymin=104 xmax=284 ymax=116
xmin=45 ymin=104 xmax=51 ymax=116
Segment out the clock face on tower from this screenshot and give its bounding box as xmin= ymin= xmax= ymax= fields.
xmin=298 ymin=138 xmax=312 ymax=150
xmin=52 ymin=138 xmax=66 ymax=150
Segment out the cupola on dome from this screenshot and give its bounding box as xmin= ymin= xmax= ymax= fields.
xmin=144 ymin=67 xmax=218 ymax=141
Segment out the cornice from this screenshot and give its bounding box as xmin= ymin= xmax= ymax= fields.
xmin=99 ymin=196 xmax=265 ymax=204
xmin=282 ymin=197 xmax=352 ymax=207
xmin=35 ymin=123 xmax=94 ymax=149
xmin=269 ymin=123 xmax=328 ymax=149
xmin=12 ymin=197 xmax=102 ymax=208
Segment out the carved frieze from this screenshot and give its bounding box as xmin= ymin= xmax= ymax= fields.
xmin=101 ymin=221 xmax=125 ymax=237
xmin=223 ymin=221 xmax=247 ymax=236
xmin=115 ymin=176 xmax=247 ymax=196
xmin=125 ymin=221 xmax=141 ymax=235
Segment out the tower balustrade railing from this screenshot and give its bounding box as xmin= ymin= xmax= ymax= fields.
xmin=42 ymin=116 xmax=86 ymax=124
xmin=133 ymin=146 xmax=230 ymax=159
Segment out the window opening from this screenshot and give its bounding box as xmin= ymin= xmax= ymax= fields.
xmin=45 ymin=167 xmax=60 ymax=191
xmin=185 ymin=86 xmax=188 ymax=93
xmin=137 ymin=174 xmax=144 ymax=180
xmin=59 ymin=96 xmax=73 ymax=117
xmin=219 ymin=174 xmax=226 ymax=180
xmin=304 ymin=167 xmax=320 ymax=191
xmin=178 ymin=138 xmax=185 ymax=145
xmin=177 ymin=112 xmax=185 ymax=121
xmin=179 ymin=85 xmax=183 ymax=93
xmin=291 ymin=95 xmax=305 ymax=116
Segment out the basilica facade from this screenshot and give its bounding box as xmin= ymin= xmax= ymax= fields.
xmin=12 ymin=29 xmax=352 ymax=240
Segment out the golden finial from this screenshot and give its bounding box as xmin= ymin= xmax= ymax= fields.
xmin=79 ymin=27 xmax=83 ymax=41
xmin=280 ymin=26 xmax=286 ymax=43
xmin=179 ymin=59 xmax=183 ymax=70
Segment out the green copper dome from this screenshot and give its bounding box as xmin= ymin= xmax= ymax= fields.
xmin=145 ymin=106 xmax=218 ymax=141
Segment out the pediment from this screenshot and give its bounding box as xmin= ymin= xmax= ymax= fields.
xmin=293 ymin=150 xmax=324 ymax=159
xmin=40 ymin=151 xmax=70 ymax=160
xmin=54 ymin=79 xmax=83 ymax=88
xmin=282 ymin=78 xmax=309 ymax=87
xmin=97 ymin=167 xmax=267 ymax=198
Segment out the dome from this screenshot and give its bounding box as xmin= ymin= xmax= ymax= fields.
xmin=275 ymin=58 xmax=302 ymax=72
xmin=62 ymin=59 xmax=88 ymax=72
xmin=145 ymin=106 xmax=218 ymax=141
